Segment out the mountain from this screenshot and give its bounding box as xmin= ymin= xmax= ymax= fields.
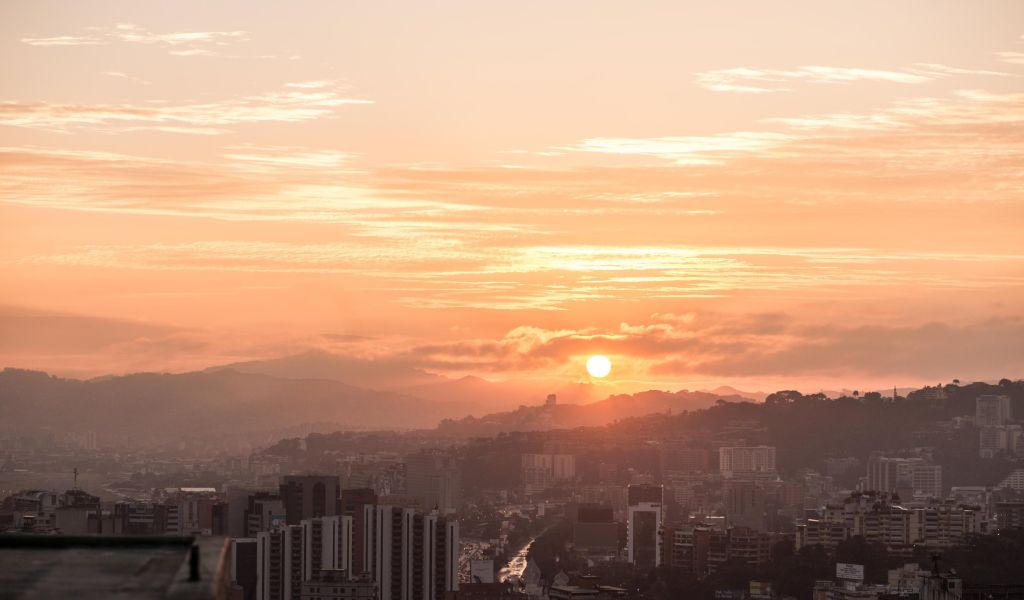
xmin=433 ymin=389 xmax=750 ymax=437
xmin=208 ymin=350 xmax=447 ymax=390
xmin=702 ymin=385 xmax=766 ymax=402
xmin=0 ymin=367 xmax=476 ymax=445
xmin=212 ymin=351 xmax=584 ymax=413
xmin=400 ymin=376 xmax=601 ymax=415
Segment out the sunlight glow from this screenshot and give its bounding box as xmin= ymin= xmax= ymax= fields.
xmin=586 ymin=355 xmax=612 ymax=378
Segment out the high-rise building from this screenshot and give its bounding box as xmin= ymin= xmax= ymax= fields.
xmin=404 ymin=451 xmax=462 ymax=514
xmin=246 ymin=492 xmax=287 ymax=537
xmin=300 ymin=570 xmax=377 ymax=600
xmin=521 ymin=453 xmax=575 ymax=496
xmin=724 ymin=481 xmax=767 ymax=531
xmin=718 ymin=446 xmax=776 ymax=479
xmin=280 ymin=476 xmax=340 ymax=525
xmin=233 ymin=537 xmax=259 ymax=600
xmin=340 ymin=488 xmax=378 ymax=576
xmin=249 ymin=513 xmax=365 ymax=600
xmin=256 ymin=525 xmax=303 ymax=600
xmin=661 ymin=441 xmax=710 ymax=474
xmin=797 ymin=492 xmax=979 ymax=551
xmin=571 ymin=504 xmax=618 ymax=560
xmin=866 ymin=457 xmax=942 ymax=499
xmin=626 ymin=484 xmax=663 ymax=569
xmin=976 ymin=395 xmax=1012 ymax=427
xmin=301 ymin=515 xmax=354 ymax=582
xmin=364 ymin=504 xmax=460 ymax=600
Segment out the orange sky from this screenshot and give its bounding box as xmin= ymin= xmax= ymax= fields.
xmin=1 ymin=1 xmax=1023 ymax=394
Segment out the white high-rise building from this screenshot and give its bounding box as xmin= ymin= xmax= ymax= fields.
xmin=719 ymin=446 xmax=776 ymax=478
xmin=301 ymin=515 xmax=354 ymax=581
xmin=364 ymin=504 xmax=459 ymax=600
xmin=976 ymin=395 xmax=1012 ymax=427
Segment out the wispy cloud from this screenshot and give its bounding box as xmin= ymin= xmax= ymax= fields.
xmin=396 ymin=313 xmax=1024 ymax=382
xmin=22 ymin=23 xmax=248 ymax=57
xmin=997 ymin=51 xmax=1024 ymax=65
xmin=222 ymin=144 xmax=357 ymax=172
xmin=16 ymin=239 xmax=1023 ymax=313
xmin=102 ymin=71 xmax=152 ymax=85
xmin=696 ymin=63 xmax=1012 ymax=93
xmin=562 ymin=132 xmax=790 ymax=164
xmin=0 ymin=82 xmax=372 ymax=134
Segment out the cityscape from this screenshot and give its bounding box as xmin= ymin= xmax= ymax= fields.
xmin=2 ymin=1 xmax=1024 ymax=600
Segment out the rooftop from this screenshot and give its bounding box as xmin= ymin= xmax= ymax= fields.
xmin=0 ymin=534 xmax=231 ymax=600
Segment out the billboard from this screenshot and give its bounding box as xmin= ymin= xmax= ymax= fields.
xmin=836 ymin=563 xmax=865 ymax=581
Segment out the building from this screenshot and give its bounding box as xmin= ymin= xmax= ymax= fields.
xmin=661 ymin=524 xmax=771 ymax=577
xmin=571 ymin=504 xmax=619 ymax=561
xmin=246 ymin=492 xmax=287 ymax=537
xmin=280 ymin=476 xmax=340 ymax=525
xmin=724 ymin=480 xmax=767 ymax=531
xmin=719 ymin=446 xmax=776 ymax=479
xmin=339 ymin=488 xmax=378 ymax=576
xmin=994 ymin=501 xmax=1024 ymax=530
xmin=866 ymin=457 xmax=942 ymax=500
xmin=796 ymin=519 xmax=850 ymax=550
xmin=979 ymin=424 xmax=1024 ymax=459
xmin=661 ymin=441 xmax=710 ymax=474
xmin=302 ymin=515 xmax=354 ymax=582
xmin=300 ymin=570 xmax=376 ymax=600
xmin=521 ymin=454 xmax=576 ymax=496
xmin=233 ymin=537 xmax=259 ymax=600
xmin=626 ymin=484 xmax=662 ymax=569
xmin=796 ymin=492 xmax=979 ymax=551
xmin=997 ymin=468 xmax=1024 ymax=492
xmin=364 ymin=504 xmax=460 ymax=600
xmin=405 ymin=451 xmax=462 ymax=514
xmin=976 ymin=395 xmax=1012 ymax=427
xmin=256 ymin=525 xmax=305 ymax=600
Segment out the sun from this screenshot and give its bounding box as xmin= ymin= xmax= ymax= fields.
xmin=586 ymin=355 xmax=612 ymax=378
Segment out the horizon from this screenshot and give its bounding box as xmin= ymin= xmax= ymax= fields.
xmin=2 ymin=2 xmax=1023 ymax=395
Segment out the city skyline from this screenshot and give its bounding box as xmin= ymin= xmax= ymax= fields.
xmin=2 ymin=1 xmax=1023 ymax=395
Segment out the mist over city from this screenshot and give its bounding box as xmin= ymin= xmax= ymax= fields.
xmin=2 ymin=2 xmax=1024 ymax=600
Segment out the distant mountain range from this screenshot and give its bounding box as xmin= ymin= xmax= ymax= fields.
xmin=433 ymin=389 xmax=751 ymax=437
xmin=0 ymin=351 xmax=768 ymax=445
xmin=207 ymin=350 xmax=590 ymax=411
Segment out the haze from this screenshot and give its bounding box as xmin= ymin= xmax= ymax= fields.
xmin=2 ymin=0 xmax=1023 ymax=395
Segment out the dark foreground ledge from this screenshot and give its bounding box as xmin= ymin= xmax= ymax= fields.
xmin=0 ymin=534 xmax=232 ymax=600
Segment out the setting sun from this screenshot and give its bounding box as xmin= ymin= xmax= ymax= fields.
xmin=586 ymin=355 xmax=612 ymax=378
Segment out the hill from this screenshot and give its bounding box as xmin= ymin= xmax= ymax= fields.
xmin=0 ymin=367 xmax=475 ymax=445
xmin=433 ymin=388 xmax=749 ymax=437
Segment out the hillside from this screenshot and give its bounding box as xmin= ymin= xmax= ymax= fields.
xmin=0 ymin=368 xmax=476 ymax=444
xmin=433 ymin=388 xmax=749 ymax=437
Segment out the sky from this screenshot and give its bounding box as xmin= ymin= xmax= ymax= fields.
xmin=1 ymin=0 xmax=1023 ymax=394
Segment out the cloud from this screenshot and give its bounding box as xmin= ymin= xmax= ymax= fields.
xmin=562 ymin=132 xmax=790 ymax=164
xmin=22 ymin=23 xmax=248 ymax=57
xmin=997 ymin=51 xmax=1024 ymax=65
xmin=221 ymin=144 xmax=357 ymax=172
xmin=102 ymin=71 xmax=152 ymax=85
xmin=651 ymin=317 xmax=1024 ymax=381
xmin=15 ymin=240 xmax=1024 ymax=314
xmin=397 ymin=312 xmax=1024 ymax=384
xmin=696 ymin=63 xmax=1013 ymax=93
xmin=0 ymin=82 xmax=372 ymax=134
